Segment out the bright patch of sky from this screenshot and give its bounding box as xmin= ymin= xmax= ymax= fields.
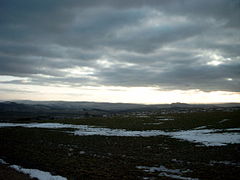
xmin=0 ymin=83 xmax=239 ymax=104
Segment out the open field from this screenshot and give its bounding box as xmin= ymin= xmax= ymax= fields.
xmin=0 ymin=110 xmax=240 ymax=180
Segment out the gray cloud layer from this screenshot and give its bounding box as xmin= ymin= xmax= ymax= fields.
xmin=0 ymin=0 xmax=239 ymax=91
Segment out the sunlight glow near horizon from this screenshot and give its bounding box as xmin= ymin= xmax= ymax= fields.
xmin=0 ymin=83 xmax=239 ymax=104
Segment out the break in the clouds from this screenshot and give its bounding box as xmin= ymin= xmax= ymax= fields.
xmin=0 ymin=0 xmax=239 ymax=103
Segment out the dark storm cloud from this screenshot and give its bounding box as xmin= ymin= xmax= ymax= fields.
xmin=0 ymin=0 xmax=239 ymax=91
xmin=97 ymin=61 xmax=240 ymax=92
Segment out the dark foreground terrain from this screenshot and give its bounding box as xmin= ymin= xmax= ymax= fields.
xmin=0 ymin=109 xmax=240 ymax=180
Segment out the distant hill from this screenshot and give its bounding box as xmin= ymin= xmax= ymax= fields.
xmin=14 ymin=100 xmax=149 ymax=111
xmin=0 ymin=101 xmax=238 ymax=112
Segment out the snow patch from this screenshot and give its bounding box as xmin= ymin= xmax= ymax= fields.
xmin=136 ymin=165 xmax=197 ymax=180
xmin=10 ymin=165 xmax=67 ymax=180
xmin=0 ymin=123 xmax=240 ymax=146
xmin=0 ymin=122 xmax=87 ymax=129
xmin=159 ymin=172 xmax=198 ymax=180
xmin=136 ymin=165 xmax=182 ymax=174
xmin=170 ymin=128 xmax=240 ymax=146
xmin=210 ymin=160 xmax=240 ymax=167
xmin=144 ymin=122 xmax=163 ymax=125
xmin=0 ymin=158 xmax=8 ymax=165
xmin=219 ymin=119 xmax=230 ymax=123
xmin=0 ymin=158 xmax=67 ymax=180
xmin=79 ymin=151 xmax=85 ymax=155
xmin=157 ymin=118 xmax=174 ymax=121
xmin=73 ymin=127 xmax=165 ymax=137
xmin=194 ymin=126 xmax=207 ymax=130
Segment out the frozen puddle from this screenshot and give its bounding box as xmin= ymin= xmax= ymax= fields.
xmin=136 ymin=165 xmax=198 ymax=180
xmin=0 ymin=158 xmax=67 ymax=180
xmin=0 ymin=123 xmax=240 ymax=146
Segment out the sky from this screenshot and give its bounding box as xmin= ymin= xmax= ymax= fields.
xmin=0 ymin=0 xmax=240 ymax=104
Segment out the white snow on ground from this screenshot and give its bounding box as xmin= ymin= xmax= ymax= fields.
xmin=137 ymin=115 xmax=149 ymax=118
xmin=0 ymin=122 xmax=84 ymax=129
xmin=210 ymin=160 xmax=240 ymax=167
xmin=0 ymin=158 xmax=7 ymax=165
xmin=219 ymin=119 xmax=230 ymax=123
xmin=158 ymin=172 xmax=199 ymax=180
xmin=170 ymin=128 xmax=240 ymax=146
xmin=194 ymin=126 xmax=207 ymax=130
xmin=79 ymin=151 xmax=85 ymax=155
xmin=136 ymin=165 xmax=184 ymax=173
xmin=0 ymin=158 xmax=67 ymax=180
xmin=157 ymin=118 xmax=175 ymax=121
xmin=73 ymin=127 xmax=165 ymax=137
xmin=0 ymin=123 xmax=240 ymax=146
xmin=10 ymin=165 xmax=67 ymax=180
xmin=0 ymin=122 xmax=166 ymax=137
xmin=144 ymin=122 xmax=164 ymax=125
xmin=136 ymin=165 xmax=198 ymax=180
